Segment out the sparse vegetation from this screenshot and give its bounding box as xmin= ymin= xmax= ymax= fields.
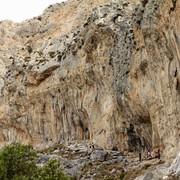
xmin=38 ymin=144 xmax=65 ymax=154
xmin=48 ymin=51 xmax=56 ymax=58
xmin=24 ymin=56 xmax=31 ymax=62
xmin=35 ymin=159 xmax=73 ymax=180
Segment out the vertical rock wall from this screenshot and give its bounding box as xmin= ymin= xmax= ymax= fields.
xmin=129 ymin=0 xmax=180 ymax=158
xmin=0 ymin=0 xmax=179 ymax=159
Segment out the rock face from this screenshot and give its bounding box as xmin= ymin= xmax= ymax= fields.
xmin=0 ymin=0 xmax=179 ymax=159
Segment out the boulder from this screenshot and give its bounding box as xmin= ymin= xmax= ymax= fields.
xmin=90 ymin=150 xmax=108 ymax=162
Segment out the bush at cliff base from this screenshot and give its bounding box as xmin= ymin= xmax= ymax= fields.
xmin=0 ymin=143 xmax=73 ymax=180
xmin=35 ymin=158 xmax=73 ymax=180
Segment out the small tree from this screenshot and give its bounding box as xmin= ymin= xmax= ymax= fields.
xmin=0 ymin=143 xmax=37 ymax=179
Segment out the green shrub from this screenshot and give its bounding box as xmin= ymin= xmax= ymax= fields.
xmin=35 ymin=159 xmax=73 ymax=180
xmin=0 ymin=143 xmax=73 ymax=180
xmin=48 ymin=51 xmax=56 ymax=58
xmin=0 ymin=143 xmax=37 ymax=180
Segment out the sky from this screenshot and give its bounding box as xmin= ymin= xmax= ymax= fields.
xmin=0 ymin=0 xmax=65 ymax=23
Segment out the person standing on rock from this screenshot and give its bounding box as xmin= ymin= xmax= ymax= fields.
xmin=91 ymin=142 xmax=95 ymax=150
xmin=155 ymin=149 xmax=161 ymax=159
xmin=139 ymin=152 xmax=142 ymax=162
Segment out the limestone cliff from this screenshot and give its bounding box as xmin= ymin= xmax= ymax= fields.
xmin=0 ymin=0 xmax=179 ymax=159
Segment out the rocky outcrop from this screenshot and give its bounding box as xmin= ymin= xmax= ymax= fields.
xmin=0 ymin=0 xmax=179 ymax=160
xmin=36 ymin=141 xmax=141 ymax=179
xmin=37 ymin=141 xmax=180 ymax=180
xmin=135 ymin=152 xmax=180 ymax=179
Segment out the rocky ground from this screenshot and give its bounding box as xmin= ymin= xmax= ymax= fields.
xmin=35 ymin=141 xmax=180 ymax=180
